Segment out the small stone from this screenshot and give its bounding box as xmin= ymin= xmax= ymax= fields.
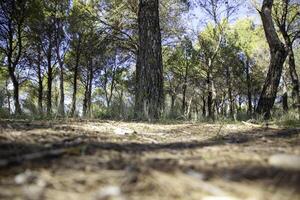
xmin=93 ymin=186 xmax=124 ymax=200
xmin=114 ymin=128 xmax=136 ymax=136
xmin=15 ymin=170 xmax=38 ymax=185
xmin=268 ymin=154 xmax=300 ymax=171
xmin=22 ymin=184 xmax=45 ymax=200
xmin=186 ymin=170 xmax=207 ymax=180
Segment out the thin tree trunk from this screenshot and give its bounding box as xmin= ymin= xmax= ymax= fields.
xmin=37 ymin=49 xmax=43 ymax=115
xmin=7 ymin=18 xmax=22 ymax=115
xmin=135 ymin=0 xmax=164 ymax=121
xmin=87 ymin=66 xmax=93 ymax=117
xmin=276 ymin=0 xmax=300 ymax=118
xmin=202 ymin=96 xmax=206 ymax=118
xmin=6 ymin=79 xmax=11 ymax=114
xmin=57 ymin=52 xmax=65 ymax=117
xmin=225 ymin=65 xmax=234 ymax=119
xmin=256 ymin=0 xmax=288 ymax=119
xmin=8 ymin=67 xmax=21 ymax=115
xmin=245 ymin=58 xmax=252 ymax=115
xmin=282 ymin=83 xmax=288 ymax=112
xmin=82 ymin=82 xmax=88 ymax=117
xmin=287 ymin=46 xmax=300 ymax=116
xmin=207 ymin=70 xmax=213 ymax=120
xmin=70 ymin=37 xmax=81 ymax=117
xmin=170 ymin=94 xmax=176 ymax=118
xmin=186 ymin=97 xmax=193 ymax=119
xmin=182 ymin=58 xmax=188 ymax=115
xmin=46 ymin=39 xmax=53 ymax=116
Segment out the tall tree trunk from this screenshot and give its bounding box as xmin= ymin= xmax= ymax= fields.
xmin=7 ymin=67 xmax=21 ymax=115
xmin=182 ymin=82 xmax=187 ymax=115
xmin=221 ymin=92 xmax=226 ymax=116
xmin=202 ymin=96 xmax=206 ymax=118
xmin=245 ymin=58 xmax=252 ymax=115
xmin=170 ymin=94 xmax=176 ymax=118
xmin=186 ymin=97 xmax=193 ymax=120
xmin=57 ymin=52 xmax=65 ymax=117
xmin=256 ymin=0 xmax=288 ymax=119
xmin=46 ymin=40 xmax=53 ymax=116
xmin=37 ymin=49 xmax=43 ymax=115
xmin=82 ymin=82 xmax=88 ymax=117
xmin=225 ymin=65 xmax=234 ymax=119
xmin=135 ymin=0 xmax=164 ymax=121
xmin=276 ymin=0 xmax=300 ymax=118
xmin=82 ymin=59 xmax=93 ymax=118
xmin=6 ymin=79 xmax=11 ymax=114
xmin=207 ymin=70 xmax=214 ymax=120
xmin=287 ymin=44 xmax=300 ymax=116
xmin=282 ymin=82 xmax=288 ymax=112
xmin=182 ymin=58 xmax=189 ymax=115
xmin=12 ymin=78 xmax=21 ymax=115
xmin=70 ymin=37 xmax=81 ymax=117
xmin=6 ymin=17 xmax=22 ymax=115
xmin=87 ymin=65 xmax=93 ymax=117
xmin=46 ymin=63 xmax=52 ymax=116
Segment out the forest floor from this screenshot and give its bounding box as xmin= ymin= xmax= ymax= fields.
xmin=0 ymin=119 xmax=299 ymax=200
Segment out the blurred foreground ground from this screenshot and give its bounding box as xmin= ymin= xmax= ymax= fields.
xmin=0 ymin=120 xmax=299 ymax=200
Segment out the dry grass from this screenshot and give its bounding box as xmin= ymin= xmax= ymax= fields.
xmin=0 ymin=119 xmax=299 ymax=200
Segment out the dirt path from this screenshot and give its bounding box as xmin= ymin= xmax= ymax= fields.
xmin=0 ymin=120 xmax=299 ymax=200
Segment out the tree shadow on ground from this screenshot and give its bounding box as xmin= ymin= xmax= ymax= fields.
xmin=0 ymin=124 xmax=299 ymax=160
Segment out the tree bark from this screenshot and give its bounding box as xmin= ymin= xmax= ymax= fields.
xmin=87 ymin=64 xmax=93 ymax=117
xmin=5 ymin=6 xmax=23 ymax=115
xmin=9 ymin=70 xmax=21 ymax=115
xmin=282 ymin=84 xmax=288 ymax=112
xmin=57 ymin=47 xmax=65 ymax=117
xmin=170 ymin=94 xmax=176 ymax=118
xmin=288 ymin=47 xmax=300 ymax=116
xmin=82 ymin=59 xmax=93 ymax=118
xmin=37 ymin=48 xmax=43 ymax=115
xmin=46 ymin=35 xmax=53 ymax=116
xmin=256 ymin=0 xmax=288 ymax=119
xmin=225 ymin=64 xmax=234 ymax=119
xmin=5 ymin=79 xmax=11 ymax=114
xmin=207 ymin=70 xmax=214 ymax=120
xmin=70 ymin=36 xmax=81 ymax=117
xmin=182 ymin=56 xmax=189 ymax=115
xmin=202 ymin=96 xmax=206 ymax=118
xmin=274 ymin=0 xmax=300 ymax=117
xmin=245 ymin=58 xmax=252 ymax=115
xmin=135 ymin=0 xmax=164 ymax=121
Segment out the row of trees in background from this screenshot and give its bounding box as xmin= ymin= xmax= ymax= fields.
xmin=0 ymin=0 xmax=299 ymax=121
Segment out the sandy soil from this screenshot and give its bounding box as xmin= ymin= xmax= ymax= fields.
xmin=0 ymin=119 xmax=299 ymax=200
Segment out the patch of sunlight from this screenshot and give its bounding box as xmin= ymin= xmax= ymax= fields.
xmin=202 ymin=196 xmax=239 ymax=200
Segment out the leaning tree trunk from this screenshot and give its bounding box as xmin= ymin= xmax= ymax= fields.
xmin=134 ymin=0 xmax=164 ymax=121
xmin=276 ymin=1 xmax=300 ymax=118
xmin=256 ymin=0 xmax=288 ymax=119
xmin=287 ymin=44 xmax=300 ymax=116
